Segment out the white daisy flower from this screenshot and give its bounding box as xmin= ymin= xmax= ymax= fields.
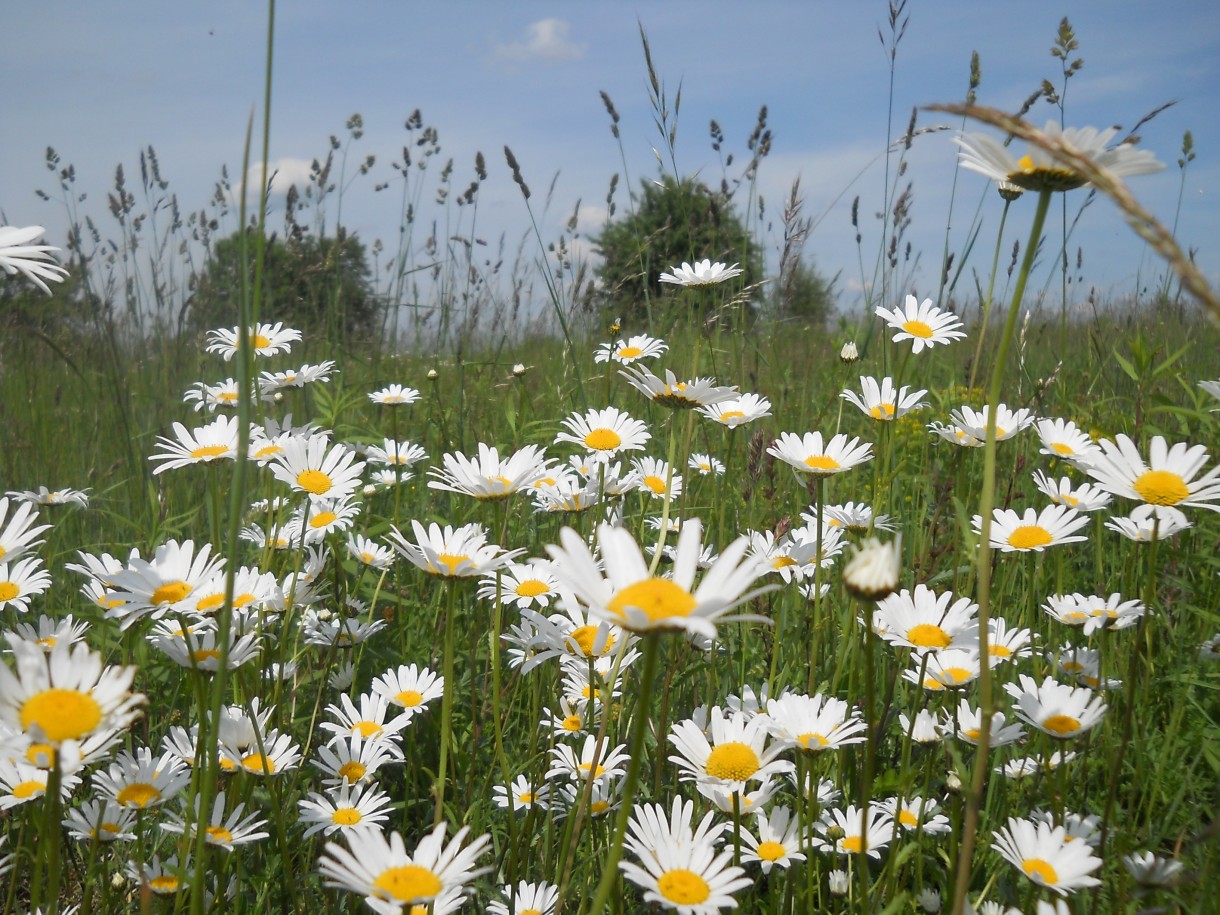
xmin=875 ymin=295 xmax=966 ymax=353
xmin=594 ymin=334 xmax=669 ymax=364
xmin=990 ymin=815 xmax=1102 ymax=895
xmin=658 ymin=258 xmax=744 ymax=286
xmin=205 ymin=322 xmax=301 ymax=360
xmin=768 ymin=431 xmax=873 ymax=477
xmin=1003 ymin=674 xmax=1107 ymax=739
xmin=0 ymin=225 xmax=69 ymax=294
xmin=841 ymin=376 xmax=929 ymax=421
xmin=974 ymin=504 xmax=1089 ymax=552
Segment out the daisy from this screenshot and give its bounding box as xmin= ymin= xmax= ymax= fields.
xmin=818 ymin=804 xmax=896 ymax=858
xmin=1034 ymin=418 xmax=1100 ymax=466
xmin=985 ymin=617 xmax=1034 ymax=661
xmin=126 ymin=854 xmax=187 ymax=896
xmin=205 ymin=322 xmax=301 ymax=360
xmin=493 ymin=775 xmax=551 ymax=813
xmin=1105 ymin=511 xmax=1192 ymax=542
xmin=955 ymin=121 xmax=1163 ymax=193
xmin=841 ymin=376 xmax=929 ymax=421
xmin=0 ymin=638 xmax=142 ymax=745
xmin=555 ymin=406 xmax=651 ymax=460
xmin=1122 ymin=851 xmax=1184 ymax=887
xmin=817 ymin=501 xmax=897 ymax=534
xmin=949 ymin=404 xmax=1036 ymax=442
xmin=63 ymin=799 xmax=137 ymax=843
xmin=658 ymin=259 xmax=745 ymax=287
xmin=928 ymin=421 xmax=983 ymax=448
xmin=489 ymin=881 xmax=560 ymax=915
xmin=0 ymin=225 xmax=69 ymax=293
xmin=547 ymin=734 xmax=630 ymax=784
xmin=161 ymin=790 xmax=269 ymax=851
xmin=688 ymin=453 xmax=725 ymax=476
xmin=0 ymin=557 xmax=52 ymax=613
xmin=104 ymin=539 xmax=225 ymax=628
xmin=270 ymin=434 xmax=366 ymax=501
xmin=298 ymin=782 xmax=393 ymax=838
xmin=365 ymin=438 xmax=428 ymax=468
xmin=997 ymin=751 xmax=1076 ymax=780
xmin=619 ymin=833 xmax=752 ymax=914
xmin=321 ymin=692 xmax=415 ymax=746
xmin=1083 ymin=433 xmax=1220 ymax=518
xmin=313 ymin=734 xmax=403 ymax=788
xmin=974 ymin=504 xmax=1089 ymax=552
xmin=545 ymin=519 xmax=772 ymax=641
xmin=738 ymin=805 xmax=807 ymax=875
xmin=184 ymin=566 xmax=282 ymax=619
xmin=768 ymin=431 xmax=873 ymax=477
xmin=10 ymin=614 xmax=90 ymax=653
xmin=318 ymin=823 xmax=491 ymax=911
xmin=669 ymin=707 xmax=793 ymax=790
xmin=478 ymin=561 xmax=561 ymax=609
xmin=990 ymin=815 xmax=1102 ymax=895
xmin=620 ymin=365 xmax=738 ymax=410
xmin=544 ymin=696 xmax=600 ymax=738
xmin=183 ymin=377 xmax=245 ymax=412
xmin=698 ymin=393 xmax=773 ymax=428
xmin=624 ymin=796 xmax=729 ymax=858
xmin=0 ymin=760 xmax=79 ymax=810
xmin=371 ymin=664 xmax=444 ymax=715
xmin=1031 ymin=471 xmax=1113 ymax=512
xmin=347 ymin=534 xmax=396 ymax=571
xmin=904 ymin=650 xmax=986 ymax=691
xmin=898 ymin=709 xmax=946 ymax=744
xmin=842 ymin=535 xmax=901 ymax=600
xmin=222 ymin=729 xmax=301 ymax=776
xmin=872 ymin=585 xmax=979 ymax=653
xmin=875 ymin=295 xmax=966 ymax=353
xmin=881 ymin=795 xmax=952 ymax=835
xmin=428 ymin=443 xmax=550 ymax=501
xmin=369 ymin=384 xmax=421 ymax=405
xmin=301 ymin=611 xmax=386 ymax=649
xmin=0 ymin=496 xmax=51 ymax=561
xmin=595 ymin=334 xmax=669 ymax=364
xmin=92 ymin=746 xmax=190 ymax=809
xmin=634 ymin=456 xmax=683 ymax=500
xmin=6 ymin=486 xmax=90 ymax=508
xmin=1004 ymin=674 xmax=1107 ymax=738
xmin=148 ymin=415 xmax=241 ymax=474
xmin=1199 ymin=379 xmax=1220 ymax=410
xmin=762 ymin=692 xmax=867 ymax=752
xmin=386 ymin=520 xmax=520 ymax=578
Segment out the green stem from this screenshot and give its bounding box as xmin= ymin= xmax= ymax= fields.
xmin=435 ymin=580 xmax=459 ymax=826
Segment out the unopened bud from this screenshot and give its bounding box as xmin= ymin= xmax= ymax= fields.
xmin=839 ymin=341 xmax=859 ymax=364
xmin=512 ymin=363 xmax=528 ymax=377
xmin=843 ymin=536 xmax=901 ymax=601
xmin=427 ymin=369 xmax=439 ymax=381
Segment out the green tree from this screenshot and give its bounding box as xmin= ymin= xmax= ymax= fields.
xmin=188 ymin=228 xmax=377 ymax=339
xmin=593 ymin=177 xmax=761 ymax=323
xmin=767 ymin=256 xmax=838 ymax=328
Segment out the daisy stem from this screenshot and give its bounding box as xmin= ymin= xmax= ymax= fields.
xmin=44 ymin=758 xmax=63 ymax=914
xmin=583 ymin=633 xmax=661 ymax=915
xmin=488 ymin=570 xmax=519 ymax=886
xmin=434 ymin=579 xmax=459 ymax=827
xmin=807 ymin=475 xmax=825 ymax=695
xmin=951 ymin=187 xmax=1052 ymax=915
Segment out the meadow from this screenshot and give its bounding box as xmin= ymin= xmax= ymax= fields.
xmin=1 ymin=12 xmax=1218 ymax=915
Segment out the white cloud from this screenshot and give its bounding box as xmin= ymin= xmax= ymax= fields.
xmin=243 ymin=157 xmax=317 ymax=197
xmin=492 ymin=19 xmax=586 ymax=67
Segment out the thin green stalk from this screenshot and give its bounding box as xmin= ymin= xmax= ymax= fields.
xmin=435 ymin=580 xmax=459 ymax=826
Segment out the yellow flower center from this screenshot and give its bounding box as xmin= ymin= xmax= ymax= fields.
xmin=1051 ymin=441 xmax=1074 ymax=456
xmin=870 ymin=403 xmax=897 ymax=420
xmin=590 ymin=800 xmax=610 ymax=814
xmin=21 ymin=688 xmax=102 ymax=742
xmin=772 ymin=556 xmax=797 ymax=569
xmin=251 ymin=333 xmax=271 ymax=349
xmin=840 ymin=835 xmax=865 ymax=853
xmin=242 ymin=753 xmax=276 ymax=774
xmin=192 ymin=649 xmax=221 ymax=664
xmin=577 ymin=762 xmax=606 ymax=778
xmin=562 ymin=715 xmax=583 ymax=732
xmin=517 ymin=790 xmax=535 ymax=804
xmin=795 ymin=732 xmax=828 ymax=749
xmin=195 ymin=594 xmax=225 ymax=613
xmin=704 ymin=741 xmax=761 ymax=781
xmin=1022 ymin=857 xmax=1059 ymax=884
xmin=12 ymin=780 xmax=45 ymax=799
xmin=396 ymin=690 xmax=425 ymax=708
xmin=990 ymin=643 xmax=1012 ymax=658
xmin=310 ymin=511 xmax=338 ymax=529
xmin=1007 ymin=525 xmax=1053 ymax=549
xmin=803 ymin=455 xmax=841 ymax=472
xmin=643 ymin=475 xmax=667 ymax=494
xmin=901 ymin=319 xmax=934 ymax=338
xmin=117 ymin=783 xmax=162 ymax=808
xmin=1133 ymin=469 xmax=1189 ymax=506
xmin=152 ymin=580 xmax=191 ymax=605
xmin=338 ymin=761 xmax=366 ymax=781
xmin=218 ymin=391 xmax=238 ymax=403
xmin=964 ymin=728 xmax=981 ymax=740
xmin=942 ymin=667 xmax=973 ymax=684
xmin=656 ymin=869 xmax=711 ymax=904
xmin=190 ymin=444 xmax=230 ymax=460
xmin=515 ymin=579 xmax=550 ymax=598
xmin=149 ymin=875 xmax=179 ymax=893
xmin=907 ymin=623 xmax=951 ymax=649
xmin=719 ymin=410 xmax=746 ymax=423
xmin=331 ymin=807 xmax=363 ymax=826
xmin=584 ymin=428 xmax=622 ymax=451
xmin=297 ymin=469 xmax=332 ymax=495
xmin=435 ymin=553 xmax=470 ymax=575
xmin=899 ymin=810 xmax=919 ymax=827
xmin=617 ymin=346 xmax=642 ymax=359
xmin=25 ymin=743 xmax=54 ymax=767
xmin=205 ymin=825 xmax=233 ymax=845
xmin=1041 ymin=714 xmax=1082 ymax=736
xmin=607 ymin=578 xmax=696 ymax=625
xmin=98 ymin=821 xmax=123 ymax=836
xmin=255 ymin=444 xmax=283 ymax=459
xmin=569 ymin=624 xmax=613 ymax=657
xmin=756 ymin=841 xmax=787 ymax=861
xmin=0 ymin=582 xmax=18 ymax=602
xmin=352 ymin=721 xmax=383 ymax=739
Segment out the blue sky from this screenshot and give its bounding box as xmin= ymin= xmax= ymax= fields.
xmin=3 ymin=1 xmax=1218 ymax=317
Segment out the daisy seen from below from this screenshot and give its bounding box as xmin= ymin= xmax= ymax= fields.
xmin=669 ymin=706 xmax=794 ymax=791
xmin=0 ymin=225 xmax=69 ymax=293
xmin=634 ymin=456 xmax=683 ymax=500
xmin=872 ymin=585 xmax=980 ymax=653
xmin=740 ymin=805 xmax=807 ymax=874
xmin=595 ymin=334 xmax=669 ymax=364
xmin=1031 ymin=471 xmax=1113 ymax=512
xmin=318 ymin=822 xmax=490 ymax=912
xmin=762 ymin=692 xmax=867 ymax=752
xmin=658 ymin=258 xmax=744 ymax=287
xmin=545 ymin=519 xmax=772 ymax=641
xmin=555 ymin=405 xmax=651 ymax=461
xmin=1106 ymin=510 xmax=1192 ymax=541
xmin=205 ymin=321 xmax=301 ymax=360
xmin=492 ymin=775 xmax=551 ymax=813
xmin=1082 ymin=433 xmax=1220 ymax=520
xmin=347 ymin=534 xmax=396 ymax=571
xmin=1034 ymin=418 xmax=1100 ymax=466
xmin=990 ymin=815 xmax=1102 ymax=895
xmin=955 ymin=120 xmax=1163 ymax=193
xmin=975 ymin=504 xmax=1089 ymax=552
xmin=10 ymin=614 xmax=90 ymax=653
xmin=371 ymin=663 xmax=444 ymax=716
xmin=427 ymin=442 xmax=550 ymax=501
xmin=949 ymin=404 xmax=1036 ymax=442
xmin=183 ymin=377 xmax=244 ymax=412
xmin=386 ymin=520 xmax=521 ymax=578
xmin=6 ymin=486 xmax=90 ymax=508
xmin=258 ymin=360 xmax=337 ymax=398
xmin=818 ymin=804 xmax=896 ymax=858
xmin=488 ymin=881 xmax=560 ymax=915
xmin=92 ymin=746 xmax=190 ymax=809
xmin=366 ymin=438 xmax=428 ymax=468
xmin=369 ymin=384 xmax=421 ymax=405
xmin=841 ymin=376 xmax=929 ymax=421
xmin=875 ymin=295 xmax=966 ymax=353
xmin=298 ymin=782 xmax=394 ymax=838
xmin=1003 ymin=674 xmax=1107 ymax=739
xmin=104 ymin=539 xmax=225 ymax=628
xmin=620 ymin=365 xmax=738 ymax=410
xmin=477 ymin=560 xmax=561 ymax=609
xmin=160 ymin=790 xmax=269 ymax=851
xmin=688 ymin=453 xmax=725 ymax=476
xmin=1122 ymin=851 xmax=1184 ymax=887
xmin=768 ymin=431 xmax=873 ymax=477
xmin=1199 ymin=379 xmax=1220 ymax=410
xmin=0 ymin=496 xmax=51 ymax=561
xmin=698 ymin=392 xmax=773 ymax=428
xmin=619 ymin=830 xmax=752 ymax=914
xmin=0 ymin=637 xmax=143 ymax=745
xmin=148 ymin=415 xmax=241 ymax=474
xmin=270 ymin=434 xmax=366 ymax=501
xmin=0 ymin=558 xmax=52 ymax=613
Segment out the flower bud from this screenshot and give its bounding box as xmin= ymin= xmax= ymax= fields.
xmin=839 ymin=341 xmax=859 ymax=364
xmin=843 ymin=536 xmax=901 ymax=601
